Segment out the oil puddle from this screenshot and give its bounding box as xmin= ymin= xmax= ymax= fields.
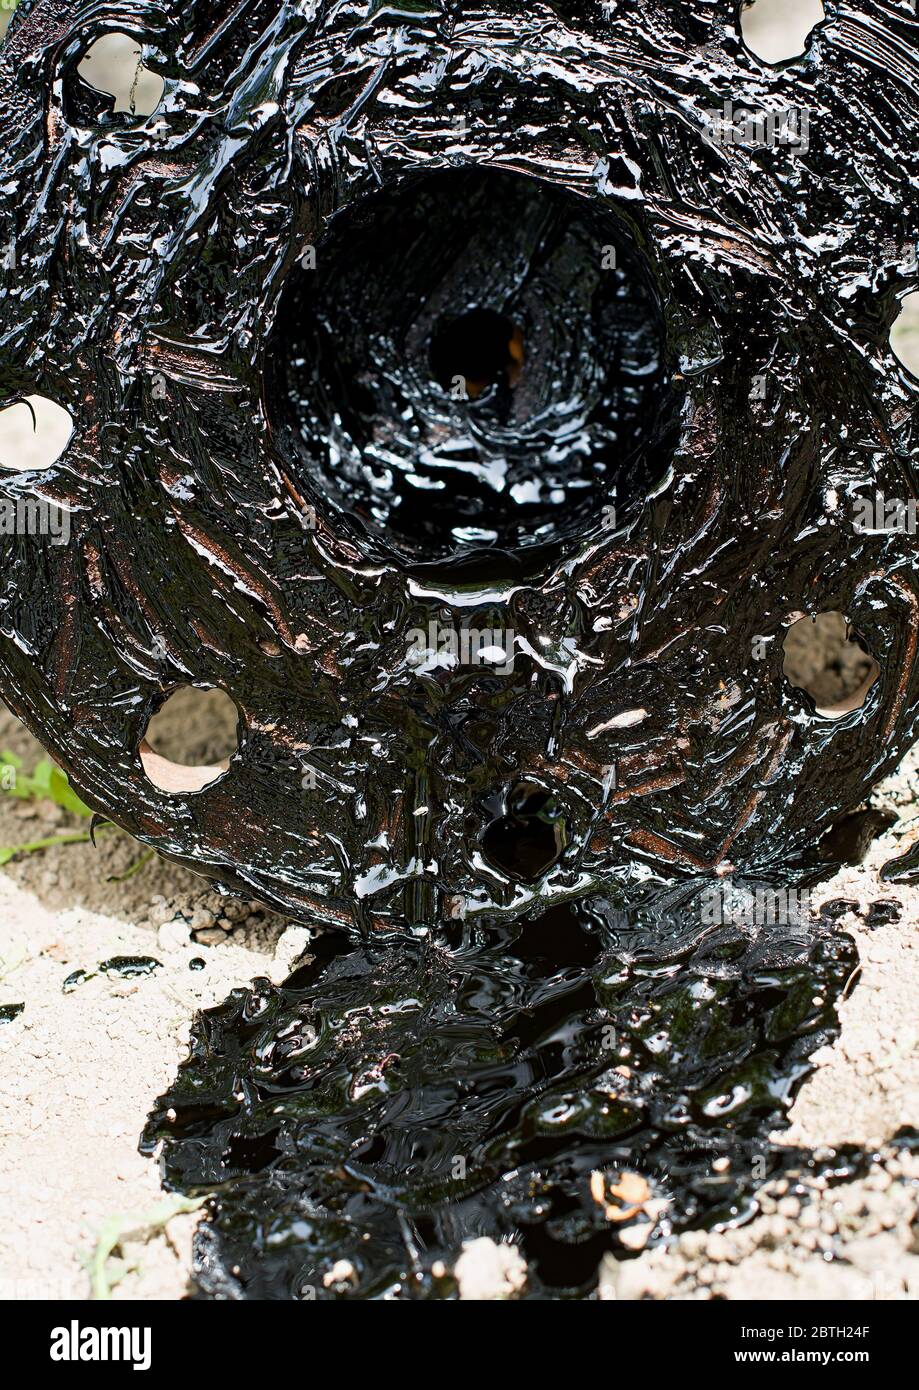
xmin=99 ymin=955 xmax=162 ymax=979
xmin=143 ymin=887 xmax=857 ymax=1299
xmin=63 ymin=956 xmax=162 ymax=992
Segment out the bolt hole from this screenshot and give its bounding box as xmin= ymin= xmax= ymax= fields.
xmin=891 ymin=291 xmax=919 ymax=380
xmin=782 ymin=612 xmax=879 ymax=718
xmin=482 ymin=784 xmax=569 ymax=882
xmin=430 ymin=309 xmax=524 ymax=400
xmin=140 ymin=686 xmax=239 ymax=793
xmin=739 ymin=0 xmax=825 ymax=64
xmin=72 ymin=33 xmax=164 ymax=122
xmin=0 ymin=395 xmax=73 ymax=472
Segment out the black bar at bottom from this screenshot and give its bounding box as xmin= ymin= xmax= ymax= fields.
xmin=0 ymin=1297 xmax=910 ymax=1375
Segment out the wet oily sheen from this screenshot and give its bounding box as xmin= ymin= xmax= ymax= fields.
xmin=0 ymin=1 xmax=917 ymax=928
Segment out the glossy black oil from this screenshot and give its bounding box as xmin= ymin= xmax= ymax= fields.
xmin=98 ymin=955 xmax=162 ymax=978
xmin=482 ymin=784 xmax=570 ymax=881
xmin=62 ymin=968 xmax=93 ymax=993
xmin=144 ymin=891 xmax=857 ymax=1300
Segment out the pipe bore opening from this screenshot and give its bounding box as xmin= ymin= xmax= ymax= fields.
xmin=430 ymin=309 xmax=525 ymax=400
xmin=140 ymin=686 xmax=239 ymax=793
xmin=267 ymin=167 xmax=677 ymax=565
xmin=783 ymin=612 xmax=879 ymax=718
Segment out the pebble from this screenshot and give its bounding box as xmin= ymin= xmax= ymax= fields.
xmin=619 ymin=1222 xmax=653 ymax=1251
xmin=454 ymin=1238 xmax=527 ymax=1301
xmin=706 ymin=1232 xmax=734 ymax=1263
xmin=322 ymin=1259 xmax=357 ymax=1290
xmin=274 ymin=926 xmax=311 ymax=974
xmin=678 ymin=1230 xmax=708 ymax=1259
xmin=157 ymin=920 xmax=191 ymax=952
xmin=766 ymin=1215 xmax=787 ymax=1243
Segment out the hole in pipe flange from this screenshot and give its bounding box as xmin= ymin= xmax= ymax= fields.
xmin=140 ymin=686 xmax=239 ymax=793
xmin=482 ymin=784 xmax=569 ymax=882
xmin=0 ymin=396 xmax=73 ymax=472
xmin=739 ymin=0 xmax=825 ymax=64
xmin=891 ymin=291 xmax=919 ymax=380
xmin=783 ymin=612 xmax=879 ymax=719
xmin=72 ymin=33 xmax=164 ymax=122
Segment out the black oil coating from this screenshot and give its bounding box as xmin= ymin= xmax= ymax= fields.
xmin=267 ymin=165 xmax=676 ymax=561
xmin=98 ymin=953 xmax=162 ymax=976
xmin=143 ymin=891 xmax=860 ymax=1300
xmin=1 ymin=3 xmax=919 ymax=931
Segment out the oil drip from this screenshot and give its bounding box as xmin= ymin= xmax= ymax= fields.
xmin=98 ymin=955 xmax=162 ymax=978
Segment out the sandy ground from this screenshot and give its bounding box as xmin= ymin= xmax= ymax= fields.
xmin=0 ymin=702 xmax=298 ymax=1300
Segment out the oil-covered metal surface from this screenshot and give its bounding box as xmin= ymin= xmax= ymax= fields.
xmin=1 ymin=0 xmax=919 ymax=929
